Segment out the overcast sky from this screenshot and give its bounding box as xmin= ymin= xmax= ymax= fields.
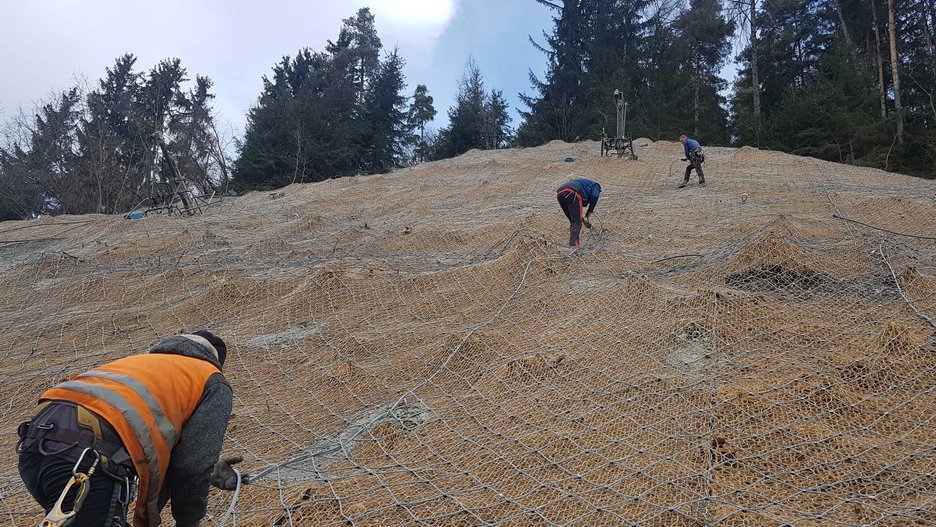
xmin=0 ymin=0 xmax=555 ymax=139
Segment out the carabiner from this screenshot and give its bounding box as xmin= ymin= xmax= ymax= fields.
xmin=71 ymin=447 xmax=99 ymax=476
xmin=40 ymin=448 xmax=100 ymax=527
xmin=40 ymin=472 xmax=91 ymax=527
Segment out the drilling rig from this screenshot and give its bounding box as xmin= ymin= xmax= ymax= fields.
xmin=600 ymin=89 xmax=638 ymax=160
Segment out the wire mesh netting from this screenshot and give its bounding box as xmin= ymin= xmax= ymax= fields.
xmin=1 ymin=140 xmax=934 ymax=526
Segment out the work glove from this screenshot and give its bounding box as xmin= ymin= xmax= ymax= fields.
xmin=681 ymin=158 xmax=688 ymax=161
xmin=210 ymin=455 xmax=248 ymax=490
xmin=582 ymin=219 xmax=593 ymax=229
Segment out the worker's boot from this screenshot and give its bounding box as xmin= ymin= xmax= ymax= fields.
xmin=699 ymin=179 xmax=706 ymax=187
xmin=678 ymin=180 xmax=688 ymax=189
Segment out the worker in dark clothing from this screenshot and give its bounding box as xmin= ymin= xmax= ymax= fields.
xmin=556 ymin=178 xmax=601 ymax=249
xmin=679 ymin=135 xmax=706 ymax=188
xmin=16 ymin=330 xmax=240 ymax=527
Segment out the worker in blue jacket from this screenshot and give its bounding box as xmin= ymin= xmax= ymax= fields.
xmin=556 ymin=178 xmax=601 ymax=249
xmin=679 ymin=135 xmax=706 ymax=188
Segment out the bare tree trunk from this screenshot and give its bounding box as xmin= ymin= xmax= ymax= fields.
xmin=158 ymin=140 xmax=192 ymax=211
xmin=693 ymin=79 xmax=700 ymax=137
xmin=872 ymin=0 xmax=888 ymax=120
xmin=923 ymin=0 xmax=936 ymax=55
xmin=208 ymin=120 xmax=231 ymax=187
xmin=887 ymin=0 xmax=904 ymax=144
xmin=834 ymin=0 xmax=853 ymax=47
xmin=750 ymin=0 xmax=762 ymax=131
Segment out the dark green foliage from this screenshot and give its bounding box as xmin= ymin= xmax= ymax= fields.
xmin=518 ymin=0 xmax=732 ymax=146
xmin=362 ymin=49 xmax=409 ymax=173
xmin=408 ymin=84 xmax=437 ymax=163
xmin=672 ymin=0 xmax=735 ymax=143
xmin=767 ymin=46 xmax=888 ymax=163
xmin=727 ymin=0 xmax=934 ymax=177
xmin=517 ymin=1 xmax=590 ymax=145
xmin=429 ymin=58 xmax=513 ymax=160
xmin=234 ymin=8 xmax=422 ymax=189
xmin=234 ymin=50 xmax=349 ymax=189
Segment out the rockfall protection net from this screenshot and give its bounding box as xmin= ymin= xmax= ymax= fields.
xmin=1 ymin=140 xmax=934 ymax=526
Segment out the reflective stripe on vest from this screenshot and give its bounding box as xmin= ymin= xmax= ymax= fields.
xmin=79 ymin=370 xmax=178 ymax=448
xmin=54 ymin=380 xmax=162 ymax=520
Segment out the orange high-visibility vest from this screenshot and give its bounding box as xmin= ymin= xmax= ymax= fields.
xmin=41 ymin=353 xmax=221 ymax=527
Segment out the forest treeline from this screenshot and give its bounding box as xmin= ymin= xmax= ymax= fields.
xmin=1 ymin=1 xmax=932 ymax=220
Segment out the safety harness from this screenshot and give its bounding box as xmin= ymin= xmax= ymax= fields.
xmin=689 ymin=147 xmax=705 ymax=163
xmin=17 ymin=401 xmax=137 ymax=527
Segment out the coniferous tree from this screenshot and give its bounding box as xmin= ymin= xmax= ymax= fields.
xmin=432 ymin=59 xmax=512 ymax=159
xmin=407 ymin=84 xmax=437 ymax=163
xmin=328 ymin=8 xmax=382 ymax=107
xmin=0 ymin=90 xmax=81 ymax=216
xmin=517 ymin=1 xmax=590 ymax=145
xmin=641 ymin=0 xmax=685 ymax=140
xmin=139 ymin=59 xmax=189 ymax=190
xmin=362 ymin=49 xmax=409 ymax=173
xmin=768 ymin=45 xmax=887 ymax=163
xmin=236 ymin=50 xmax=331 ymax=188
xmin=482 ymin=89 xmax=513 ymax=149
xmin=672 ymin=0 xmax=735 ymax=142
xmin=442 ymin=58 xmax=487 ymax=157
xmin=520 ymin=1 xmax=654 ymax=145
xmin=78 ymin=54 xmax=148 ymax=213
xmin=169 ymin=76 xmax=218 ymax=194
xmin=1 ymin=54 xmax=221 ymax=216
xmin=582 ymin=0 xmax=649 ymax=136
xmin=235 ymin=9 xmax=396 ymax=189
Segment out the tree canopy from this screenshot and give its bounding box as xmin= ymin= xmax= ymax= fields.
xmin=2 ymin=2 xmax=932 ymax=220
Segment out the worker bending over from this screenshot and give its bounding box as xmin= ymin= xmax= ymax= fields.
xmin=16 ymin=330 xmax=243 ymax=527
xmin=556 ymin=177 xmax=601 ymax=249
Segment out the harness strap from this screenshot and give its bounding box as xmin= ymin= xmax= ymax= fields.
xmin=104 ymin=474 xmax=133 ymax=527
xmin=18 ymin=401 xmax=134 ymax=471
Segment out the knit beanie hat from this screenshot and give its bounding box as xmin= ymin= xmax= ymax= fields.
xmin=193 ymin=329 xmax=227 ymax=367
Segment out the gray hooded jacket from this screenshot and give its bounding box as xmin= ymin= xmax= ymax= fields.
xmin=148 ymin=335 xmax=233 ymax=527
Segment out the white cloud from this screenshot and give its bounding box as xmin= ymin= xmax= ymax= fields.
xmin=368 ymin=0 xmax=457 ymax=70
xmin=368 ymin=0 xmax=457 ymax=27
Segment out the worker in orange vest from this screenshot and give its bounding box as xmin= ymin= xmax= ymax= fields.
xmin=16 ymin=330 xmax=241 ymax=527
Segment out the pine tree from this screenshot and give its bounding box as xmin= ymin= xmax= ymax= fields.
xmin=169 ymin=75 xmax=218 ymax=194
xmin=769 ymin=45 xmax=886 ymax=163
xmin=673 ymin=0 xmax=735 ymax=143
xmin=518 ymin=0 xmax=588 ymax=145
xmin=641 ymin=0 xmax=685 ymax=140
xmin=482 ymin=89 xmax=513 ymax=149
xmin=78 ymin=54 xmax=148 ymax=213
xmin=363 ymin=49 xmax=409 ymax=173
xmin=235 ymin=50 xmax=337 ymax=189
xmin=140 ymin=59 xmax=189 ymax=190
xmin=328 ymin=8 xmax=382 ymax=107
xmin=408 ymin=84 xmax=437 ymax=163
xmin=445 ymin=57 xmax=488 ymax=157
xmin=519 ymin=1 xmax=652 ymax=145
xmin=0 ymin=89 xmax=81 ymax=216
